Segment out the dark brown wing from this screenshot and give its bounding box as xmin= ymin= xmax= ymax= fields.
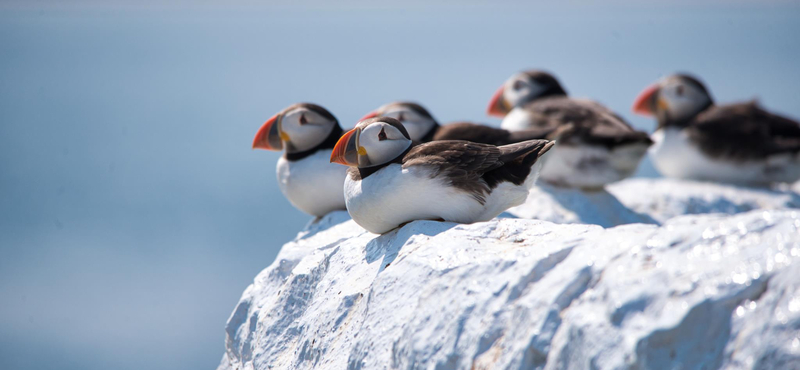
xmin=402 ymin=141 xmax=501 ymax=204
xmin=523 ymin=97 xmax=652 ymax=147
xmin=402 ymin=140 xmax=553 ymax=204
xmin=688 ymin=101 xmax=800 ymax=161
xmin=433 ymin=121 xmax=553 ymax=146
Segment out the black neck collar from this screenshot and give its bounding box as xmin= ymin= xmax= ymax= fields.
xmin=284 ymin=125 xmax=344 ymax=162
xmin=357 ymin=144 xmax=414 ymax=179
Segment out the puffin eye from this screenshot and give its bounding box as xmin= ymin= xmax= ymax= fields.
xmin=397 ymin=112 xmax=405 ymax=121
xmin=299 ymin=113 xmax=307 ymax=125
xmin=513 ymin=80 xmax=525 ymax=91
xmin=676 ymin=85 xmax=685 ymax=96
xmin=378 ymin=127 xmax=387 ymax=141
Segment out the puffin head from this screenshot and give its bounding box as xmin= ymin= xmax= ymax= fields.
xmin=253 ymin=103 xmax=340 ymax=153
xmin=360 ymin=101 xmax=439 ymax=142
xmin=633 ymin=74 xmax=714 ymax=124
xmin=330 ymin=117 xmax=412 ymax=168
xmin=487 ymin=70 xmax=568 ymax=117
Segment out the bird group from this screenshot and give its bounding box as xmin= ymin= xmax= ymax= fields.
xmin=253 ymin=71 xmax=800 ymax=234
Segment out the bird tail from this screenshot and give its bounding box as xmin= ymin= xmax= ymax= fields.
xmin=498 ymin=139 xmax=555 ymax=167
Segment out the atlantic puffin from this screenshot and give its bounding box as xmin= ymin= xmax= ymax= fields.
xmin=329 ymin=117 xmax=554 ymax=234
xmin=361 ymin=101 xmax=551 ymax=145
xmin=633 ymin=73 xmax=800 ymax=184
xmin=252 ymin=103 xmax=347 ymax=216
xmin=487 ymin=70 xmax=652 ymax=189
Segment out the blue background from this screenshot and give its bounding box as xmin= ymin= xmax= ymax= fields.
xmin=1 ymin=1 xmax=799 ymax=369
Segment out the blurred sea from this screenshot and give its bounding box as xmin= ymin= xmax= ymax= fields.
xmin=1 ymin=1 xmax=799 ymax=369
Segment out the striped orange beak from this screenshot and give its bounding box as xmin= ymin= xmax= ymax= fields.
xmin=252 ymin=115 xmax=283 ymax=150
xmin=330 ymin=128 xmax=362 ymax=166
xmin=487 ymin=85 xmax=510 ymax=117
xmin=633 ymin=84 xmax=659 ymax=116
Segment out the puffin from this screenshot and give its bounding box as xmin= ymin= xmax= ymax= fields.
xmin=487 ymin=70 xmax=653 ymax=189
xmin=329 ymin=117 xmax=554 ymax=234
xmin=633 ymin=73 xmax=800 ymax=184
xmin=360 ymin=101 xmax=551 ymax=146
xmin=252 ymin=103 xmax=348 ymax=217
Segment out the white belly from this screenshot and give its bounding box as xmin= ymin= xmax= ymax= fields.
xmin=538 ymin=143 xmax=649 ymax=189
xmin=650 ymin=128 xmax=800 ymax=184
xmin=276 ymin=150 xmax=348 ymax=217
xmin=500 ymin=108 xmax=533 ymax=131
xmin=344 ymin=163 xmax=538 ymax=234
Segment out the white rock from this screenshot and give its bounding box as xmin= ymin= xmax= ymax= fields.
xmin=508 ymin=178 xmax=800 ymax=227
xmin=218 ymin=207 xmax=800 ymax=370
xmin=507 ymin=183 xmax=657 ymax=227
xmin=608 ymin=178 xmax=800 ymax=224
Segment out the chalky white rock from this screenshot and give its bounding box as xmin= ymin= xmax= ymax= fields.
xmin=218 ymin=203 xmax=800 ymax=370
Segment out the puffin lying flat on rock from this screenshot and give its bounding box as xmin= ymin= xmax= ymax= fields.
xmin=252 ymin=103 xmax=347 ymax=217
xmin=488 ymin=70 xmax=652 ymax=189
xmin=330 ymin=117 xmax=554 ymax=234
xmin=633 ymin=74 xmax=800 ymax=185
xmin=361 ymin=101 xmax=551 ymax=146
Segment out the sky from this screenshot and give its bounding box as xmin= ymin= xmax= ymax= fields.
xmin=1 ymin=1 xmax=799 ymax=370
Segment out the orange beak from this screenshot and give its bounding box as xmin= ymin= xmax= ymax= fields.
xmin=359 ymin=111 xmax=378 ymax=121
xmin=252 ymin=115 xmax=283 ymax=150
xmin=632 ymin=84 xmax=659 ymax=116
xmin=487 ymin=85 xmax=509 ymax=117
xmin=330 ymin=128 xmax=361 ymax=166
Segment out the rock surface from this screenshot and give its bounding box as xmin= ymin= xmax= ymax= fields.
xmin=508 ymin=179 xmax=800 ymax=227
xmin=219 ymin=180 xmax=800 ymax=370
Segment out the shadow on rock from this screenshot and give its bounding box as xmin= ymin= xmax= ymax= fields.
xmin=363 ymin=220 xmax=456 ymax=269
xmin=540 ymin=184 xmax=659 ymax=227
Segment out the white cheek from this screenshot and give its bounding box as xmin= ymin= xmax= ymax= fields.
xmin=667 ymin=95 xmax=698 ymax=119
xmin=505 ymin=89 xmax=526 ymax=107
xmin=505 ymin=84 xmax=544 ymax=107
xmin=401 ymin=122 xmax=424 ymax=141
xmin=402 ymin=121 xmax=434 ymax=142
xmin=357 ymin=128 xmax=381 ymax=149
xmin=284 ymin=124 xmax=331 ymax=152
xmin=383 ymin=112 xmax=402 ymax=120
xmin=663 ymin=85 xmax=710 ymax=120
xmin=365 ymin=140 xmax=412 ymax=165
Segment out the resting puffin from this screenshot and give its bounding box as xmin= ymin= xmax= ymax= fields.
xmin=487 ymin=70 xmax=652 ymax=189
xmin=252 ymin=103 xmax=347 ymax=216
xmin=329 ymin=117 xmax=554 ymax=234
xmin=360 ymin=101 xmax=551 ymax=145
xmin=633 ymin=74 xmax=800 ymax=184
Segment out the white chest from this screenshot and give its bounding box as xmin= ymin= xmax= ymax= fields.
xmin=538 ymin=142 xmax=648 ymax=189
xmin=276 ymin=149 xmax=348 ymax=217
xmin=344 ymin=162 xmax=540 ymax=234
xmin=500 ymin=108 xmax=533 ymax=132
xmin=649 ymin=128 xmax=800 ymax=184
xmin=650 ymin=128 xmax=729 ymax=179
xmin=344 ymin=165 xmax=486 ymax=234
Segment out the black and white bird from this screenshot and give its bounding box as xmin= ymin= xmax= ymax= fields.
xmin=633 ymin=74 xmax=800 ymax=184
xmin=487 ymin=70 xmax=652 ymax=189
xmin=252 ymin=103 xmax=347 ymax=216
xmin=361 ymin=101 xmax=550 ymax=146
xmin=329 ymin=117 xmax=554 ymax=234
